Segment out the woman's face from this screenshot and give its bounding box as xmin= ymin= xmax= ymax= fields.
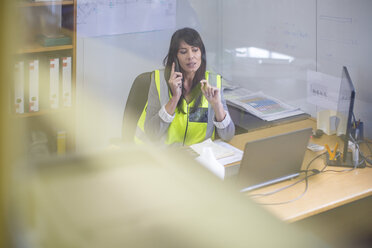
xmin=177 ymin=40 xmax=202 ymax=74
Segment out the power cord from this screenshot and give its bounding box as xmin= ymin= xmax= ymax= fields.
xmin=358 ymin=139 xmax=372 ymax=167
xmin=348 ymin=134 xmax=368 ymax=168
xmin=249 ymin=136 xmax=372 ymax=205
xmin=249 ymin=152 xmax=327 ymax=205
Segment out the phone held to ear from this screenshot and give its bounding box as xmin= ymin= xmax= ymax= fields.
xmin=174 ymin=56 xmax=181 ymax=73
xmin=174 ymin=57 xmax=184 ymax=87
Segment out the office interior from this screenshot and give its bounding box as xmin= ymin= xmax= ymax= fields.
xmin=1 ymin=0 xmax=372 ymax=247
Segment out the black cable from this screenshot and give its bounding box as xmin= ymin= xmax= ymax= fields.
xmin=362 ymin=139 xmax=372 ymax=156
xmin=361 ymin=139 xmax=372 ymax=167
xmin=249 ymin=152 xmax=327 ymax=205
xmin=359 ymin=150 xmax=372 ymax=167
xmin=249 ymin=135 xmax=372 ymax=205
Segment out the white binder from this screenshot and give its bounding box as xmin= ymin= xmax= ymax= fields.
xmin=62 ymin=57 xmax=72 ymax=107
xmin=49 ymin=58 xmax=59 ymax=109
xmin=29 ymin=59 xmax=39 ymax=112
xmin=14 ymin=61 xmax=25 ymax=114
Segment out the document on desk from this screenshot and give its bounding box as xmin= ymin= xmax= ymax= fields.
xmin=225 ymin=91 xmax=304 ymax=121
xmin=190 ymin=138 xmax=234 ymax=159
xmin=191 ymin=139 xmax=243 ymax=180
xmin=213 ymin=140 xmax=243 ymax=166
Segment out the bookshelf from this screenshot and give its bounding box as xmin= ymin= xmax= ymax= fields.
xmin=14 ymin=0 xmax=76 ymax=156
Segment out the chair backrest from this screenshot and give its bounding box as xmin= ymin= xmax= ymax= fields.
xmin=122 ymin=72 xmax=152 ymax=142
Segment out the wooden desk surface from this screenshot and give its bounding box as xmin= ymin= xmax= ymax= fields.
xmin=227 ymin=118 xmax=372 ymax=222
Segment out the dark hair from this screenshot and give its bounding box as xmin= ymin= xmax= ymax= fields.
xmin=163 ymin=28 xmax=207 ymax=113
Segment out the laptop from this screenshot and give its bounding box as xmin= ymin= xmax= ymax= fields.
xmin=237 ymin=128 xmax=312 ymax=192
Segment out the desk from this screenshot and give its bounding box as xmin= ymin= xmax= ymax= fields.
xmin=226 ymin=118 xmax=372 ymax=222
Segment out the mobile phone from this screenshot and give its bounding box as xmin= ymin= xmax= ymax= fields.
xmin=174 ymin=56 xmax=181 ymax=73
xmin=174 ymin=56 xmax=184 ymax=87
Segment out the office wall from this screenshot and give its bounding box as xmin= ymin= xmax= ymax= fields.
xmin=221 ymin=0 xmax=372 ymax=138
xmin=76 ymin=0 xmax=221 ymax=151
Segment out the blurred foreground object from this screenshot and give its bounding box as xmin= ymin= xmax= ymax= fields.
xmin=9 ymin=144 xmax=328 ymax=248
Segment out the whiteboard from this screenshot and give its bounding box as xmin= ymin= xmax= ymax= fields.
xmin=77 ymin=0 xmax=177 ymax=37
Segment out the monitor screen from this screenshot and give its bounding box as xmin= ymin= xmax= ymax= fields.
xmin=336 ymin=66 xmax=355 ymax=162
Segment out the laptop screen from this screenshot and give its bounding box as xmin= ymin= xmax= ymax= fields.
xmin=237 ymin=128 xmax=312 ymax=191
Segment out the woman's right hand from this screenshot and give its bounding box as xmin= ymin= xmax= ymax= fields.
xmin=168 ymin=62 xmax=183 ymax=99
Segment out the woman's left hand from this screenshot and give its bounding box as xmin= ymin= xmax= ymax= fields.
xmin=200 ymin=79 xmax=226 ymax=122
xmin=200 ymin=79 xmax=221 ymax=107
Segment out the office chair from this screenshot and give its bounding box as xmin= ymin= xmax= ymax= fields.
xmin=122 ymin=72 xmax=152 ymax=142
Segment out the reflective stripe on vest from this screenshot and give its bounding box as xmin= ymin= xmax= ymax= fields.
xmin=135 ymin=70 xmax=221 ymax=145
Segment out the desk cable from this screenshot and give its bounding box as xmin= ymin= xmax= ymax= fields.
xmin=249 ymin=152 xmax=327 ymax=205
xmin=348 ymin=134 xmax=372 ymax=168
xmin=248 ymin=137 xmax=372 ymax=206
xmin=358 ymin=139 xmax=372 ymax=167
xmin=249 ymin=152 xmax=368 ymax=205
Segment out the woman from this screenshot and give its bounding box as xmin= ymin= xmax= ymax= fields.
xmin=137 ymin=27 xmax=234 ymax=145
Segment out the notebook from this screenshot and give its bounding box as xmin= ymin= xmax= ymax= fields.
xmin=237 ymin=128 xmax=312 ymax=192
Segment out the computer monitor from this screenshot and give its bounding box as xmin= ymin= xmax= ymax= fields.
xmin=328 ymin=66 xmax=364 ymax=167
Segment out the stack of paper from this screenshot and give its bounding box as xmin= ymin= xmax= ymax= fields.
xmin=190 ymin=139 xmax=243 ymax=180
xmin=190 ymin=138 xmax=234 ymax=159
xmin=225 ymin=90 xmax=304 ymax=121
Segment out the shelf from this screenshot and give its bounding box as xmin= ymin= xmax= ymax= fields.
xmin=18 ymin=1 xmax=74 ymax=7
xmin=17 ymin=42 xmax=73 ymax=54
xmin=13 ymin=108 xmax=74 ymax=118
xmin=14 ymin=0 xmax=77 ymax=154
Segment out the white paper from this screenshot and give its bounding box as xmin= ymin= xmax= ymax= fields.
xmin=193 ymin=140 xmax=243 ymax=180
xmin=214 ymin=140 xmax=243 ymax=166
xmin=195 ymin=147 xmax=225 ymax=180
xmin=223 ymin=87 xmax=253 ymax=101
xmin=307 ymin=70 xmax=340 ymax=110
xmin=226 ymin=91 xmax=304 ymax=121
xmin=190 ymin=138 xmax=234 ymax=160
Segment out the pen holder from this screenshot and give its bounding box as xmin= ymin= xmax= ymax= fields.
xmin=325 ymin=151 xmax=366 ymax=168
xmin=326 ymin=151 xmax=353 ymax=167
xmin=350 ymin=121 xmax=363 ymax=141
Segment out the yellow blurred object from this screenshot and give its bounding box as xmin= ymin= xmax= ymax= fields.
xmin=325 ymin=143 xmax=339 ymax=160
xmin=8 ymin=144 xmax=327 ymax=248
xmin=57 ymin=130 xmax=66 ymax=155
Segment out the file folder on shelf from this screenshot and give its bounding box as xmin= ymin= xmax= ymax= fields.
xmin=62 ymin=57 xmax=72 ymax=107
xmin=49 ymin=58 xmax=59 ymax=109
xmin=14 ymin=61 xmax=25 ymax=114
xmin=29 ymin=59 xmax=39 ymax=112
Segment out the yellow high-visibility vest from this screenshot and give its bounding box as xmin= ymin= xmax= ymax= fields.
xmin=135 ymin=70 xmax=221 ymax=145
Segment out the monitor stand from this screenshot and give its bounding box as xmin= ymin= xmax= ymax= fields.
xmin=326 ymin=152 xmax=366 ymax=168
